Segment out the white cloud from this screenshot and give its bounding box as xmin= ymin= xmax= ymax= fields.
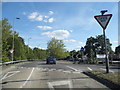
xmin=35 ymin=15 xmax=43 ymax=21
xmin=27 ymin=12 xmax=55 ymax=23
xmin=64 ymin=39 xmax=76 ymax=43
xmin=36 ymin=46 xmax=46 ymax=50
xmin=43 ymin=17 xmax=55 ymax=23
xmin=37 ymin=26 xmax=53 ymax=30
xmin=48 ymin=18 xmax=54 ymax=23
xmin=113 ymin=41 xmax=118 ymax=43
xmin=42 ymin=30 xmax=70 ymax=39
xmin=43 ymin=20 xmax=48 ymax=22
xmin=28 ymin=12 xmax=39 ymax=20
xmin=29 ymin=45 xmax=34 ymax=49
xmin=45 ymin=16 xmax=49 ymax=18
xmin=68 ymin=30 xmax=73 ymax=33
xmin=22 ymin=12 xmax=27 ymax=15
xmin=49 ymin=11 xmax=54 ymax=15
xmin=75 ymin=41 xmax=85 ymax=50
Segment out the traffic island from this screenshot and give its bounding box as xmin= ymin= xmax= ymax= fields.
xmin=83 ymin=71 xmax=120 ymax=89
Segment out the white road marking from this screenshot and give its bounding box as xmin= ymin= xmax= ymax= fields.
xmin=20 ymin=68 xmax=34 ymax=88
xmin=51 ymin=69 xmax=56 ymax=71
xmin=57 ymin=69 xmax=63 ymax=71
xmin=72 ymin=71 xmax=81 ymax=74
xmin=63 ymin=71 xmax=71 ymax=73
xmin=66 ymin=66 xmax=78 ymax=71
xmin=49 ymin=69 xmax=54 ymax=71
xmin=100 ymin=68 xmax=114 ymax=73
xmin=48 ymin=80 xmax=72 ymax=90
xmin=41 ymin=68 xmax=47 ymax=71
xmin=1 ymin=71 xmax=20 ymax=80
xmin=87 ymin=67 xmax=92 ymax=71
xmin=77 ymin=69 xmax=82 ymax=72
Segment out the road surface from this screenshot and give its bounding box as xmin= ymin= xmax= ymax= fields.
xmin=1 ymin=60 xmax=119 ymax=89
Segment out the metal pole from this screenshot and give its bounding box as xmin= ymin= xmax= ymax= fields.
xmin=28 ymin=38 xmax=29 ymax=54
xmin=12 ymin=19 xmax=15 ymax=63
xmin=103 ymin=29 xmax=109 ymax=73
xmin=12 ymin=18 xmax=20 ymax=63
xmin=28 ymin=38 xmax=31 ymax=54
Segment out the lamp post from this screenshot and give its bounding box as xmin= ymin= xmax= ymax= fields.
xmin=11 ymin=17 xmax=20 ymax=63
xmin=28 ymin=37 xmax=31 ymax=54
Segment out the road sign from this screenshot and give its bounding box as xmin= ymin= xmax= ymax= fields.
xmin=94 ymin=14 xmax=112 ymax=30
xmin=80 ymin=47 xmax=84 ymax=51
xmin=10 ymin=49 xmax=14 ymax=53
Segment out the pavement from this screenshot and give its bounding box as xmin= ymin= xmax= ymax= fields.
xmin=1 ymin=60 xmax=118 ymax=89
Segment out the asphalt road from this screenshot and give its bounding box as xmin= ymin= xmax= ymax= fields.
xmin=1 ymin=60 xmax=119 ymax=89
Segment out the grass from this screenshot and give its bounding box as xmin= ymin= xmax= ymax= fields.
xmin=87 ymin=70 xmax=120 ymax=86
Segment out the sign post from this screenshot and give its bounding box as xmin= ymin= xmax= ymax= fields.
xmin=80 ymin=47 xmax=84 ymax=63
xmin=94 ymin=10 xmax=112 ymax=73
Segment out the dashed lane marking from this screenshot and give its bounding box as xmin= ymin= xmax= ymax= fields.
xmin=66 ymin=66 xmax=78 ymax=71
xmin=72 ymin=71 xmax=81 ymax=74
xmin=57 ymin=69 xmax=63 ymax=71
xmin=87 ymin=67 xmax=92 ymax=71
xmin=63 ymin=71 xmax=71 ymax=73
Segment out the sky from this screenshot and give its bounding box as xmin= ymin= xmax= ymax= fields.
xmin=2 ymin=1 xmax=118 ymax=51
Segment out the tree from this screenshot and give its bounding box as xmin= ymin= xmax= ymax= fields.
xmin=96 ymin=35 xmax=113 ymax=54
xmin=115 ymin=45 xmax=120 ymax=54
xmin=47 ymin=38 xmax=67 ymax=59
xmin=2 ymin=18 xmax=13 ymax=62
xmin=33 ymin=47 xmax=47 ymax=60
xmin=84 ymin=35 xmax=113 ymax=64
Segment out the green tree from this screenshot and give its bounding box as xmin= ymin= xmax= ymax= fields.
xmin=2 ymin=18 xmax=13 ymax=62
xmin=47 ymin=38 xmax=67 ymax=59
xmin=24 ymin=45 xmax=35 ymax=60
xmin=96 ymin=35 xmax=113 ymax=54
xmin=84 ymin=35 xmax=113 ymax=64
xmin=84 ymin=36 xmax=97 ymax=63
xmin=33 ymin=47 xmax=47 ymax=60
xmin=115 ymin=45 xmax=120 ymax=54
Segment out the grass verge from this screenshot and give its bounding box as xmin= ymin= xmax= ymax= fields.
xmin=86 ymin=70 xmax=120 ymax=86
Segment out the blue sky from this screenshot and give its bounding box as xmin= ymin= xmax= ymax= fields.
xmin=2 ymin=2 xmax=118 ymax=51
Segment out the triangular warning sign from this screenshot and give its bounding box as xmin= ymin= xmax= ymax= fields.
xmin=94 ymin=14 xmax=112 ymax=30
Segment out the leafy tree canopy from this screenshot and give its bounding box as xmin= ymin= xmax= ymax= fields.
xmin=47 ymin=38 xmax=68 ymax=59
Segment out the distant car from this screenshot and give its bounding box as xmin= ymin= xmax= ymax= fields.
xmin=46 ymin=57 xmax=56 ymax=64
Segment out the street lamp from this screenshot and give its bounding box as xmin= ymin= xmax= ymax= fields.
xmin=11 ymin=17 xmax=20 ymax=63
xmin=28 ymin=37 xmax=31 ymax=54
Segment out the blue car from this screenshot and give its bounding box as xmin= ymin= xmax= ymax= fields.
xmin=46 ymin=57 xmax=56 ymax=64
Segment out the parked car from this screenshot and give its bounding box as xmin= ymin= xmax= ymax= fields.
xmin=46 ymin=57 xmax=56 ymax=64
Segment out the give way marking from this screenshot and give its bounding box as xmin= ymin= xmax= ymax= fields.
xmin=48 ymin=80 xmax=73 ymax=90
xmin=1 ymin=71 xmax=20 ymax=80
